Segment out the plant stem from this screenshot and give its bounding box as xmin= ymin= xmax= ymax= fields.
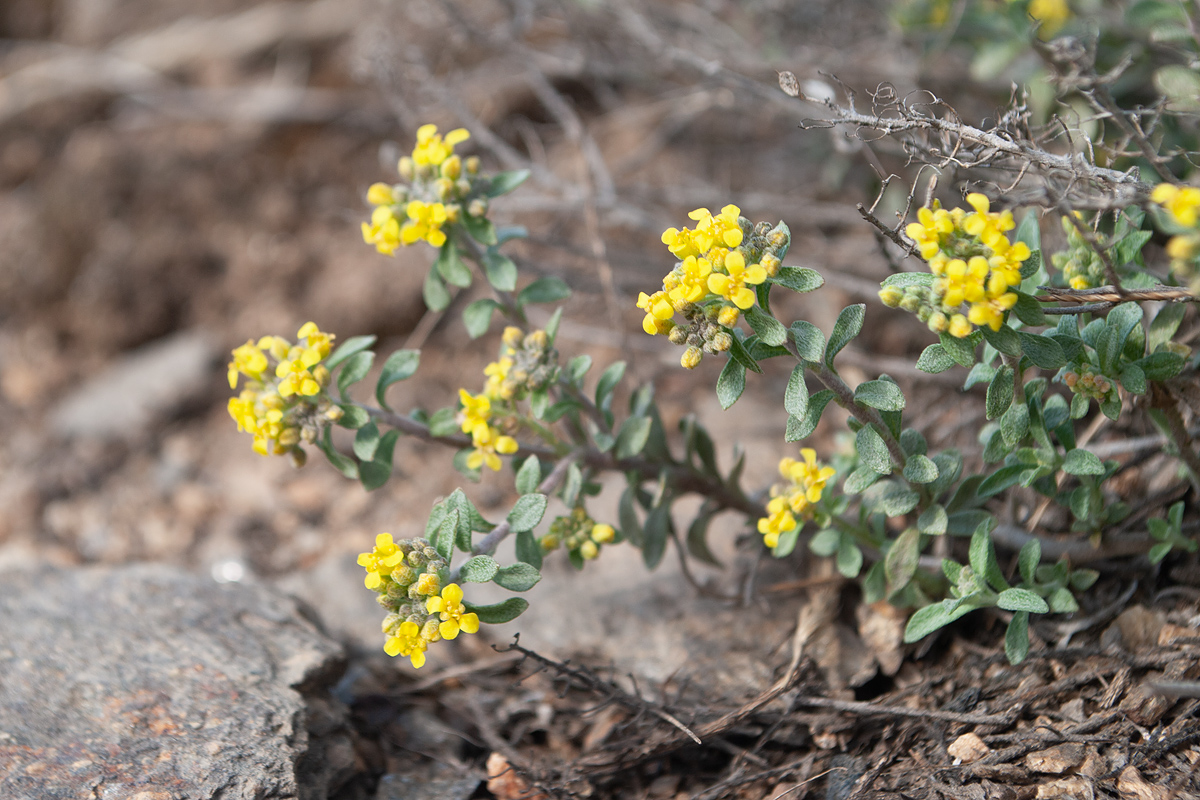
xmin=363 ymin=404 xmax=764 ymax=518
xmin=806 ymin=358 xmax=909 ymax=471
xmin=457 ymin=451 xmax=583 ymax=571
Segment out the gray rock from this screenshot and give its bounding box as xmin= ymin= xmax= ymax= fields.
xmin=49 ymin=330 xmax=218 ymax=440
xmin=0 ymin=564 xmax=354 ymax=799
xmin=375 ymin=773 xmax=480 ymax=800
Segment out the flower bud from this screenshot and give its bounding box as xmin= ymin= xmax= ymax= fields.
xmin=591 ymin=523 xmax=615 ymax=543
xmin=367 ymin=183 xmax=395 ymax=206
xmin=681 ymin=346 xmax=703 ymax=369
xmin=465 ymin=156 xmax=480 ymax=174
xmin=717 ymin=306 xmax=740 ymax=327
xmin=441 ymin=154 xmax=462 ymax=180
xmin=667 ymin=326 xmax=688 ymax=345
xmin=579 ymin=540 xmax=599 ymax=560
xmin=710 ymin=331 xmax=733 ymax=352
xmin=468 ymin=198 xmax=488 ymax=218
xmin=760 ymin=253 xmax=781 ymax=277
xmin=899 ymin=295 xmax=922 ymax=313
xmin=398 ymin=157 xmax=415 ymax=181
xmin=878 ymin=286 xmax=904 ymax=307
xmin=927 ymin=311 xmax=948 ymax=333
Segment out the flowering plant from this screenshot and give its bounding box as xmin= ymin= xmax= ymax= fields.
xmin=227 ymin=13 xmax=1200 ymax=669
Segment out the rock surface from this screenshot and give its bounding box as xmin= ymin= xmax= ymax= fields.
xmin=0 ymin=564 xmax=354 ymax=799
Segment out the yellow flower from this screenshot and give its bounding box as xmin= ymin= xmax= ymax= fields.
xmin=384 ymin=619 xmax=429 ymax=668
xmin=940 ymin=257 xmax=990 ymax=307
xmin=411 ymin=124 xmax=470 ymax=167
xmin=400 ymin=200 xmax=449 ymax=248
xmin=707 ymin=251 xmax=767 ymax=309
xmin=637 ymin=291 xmax=675 ymax=335
xmin=967 ymin=289 xmax=1019 ymax=332
xmin=466 ymin=424 xmax=519 ymax=471
xmin=362 ymin=205 xmax=402 ymax=256
xmin=228 ymin=340 xmax=268 ymax=389
xmin=484 ymin=357 xmax=514 ymax=399
xmin=948 ymin=313 xmax=973 ymax=339
xmin=357 ymin=533 xmax=406 ymax=590
xmin=689 ymin=205 xmax=744 ymax=253
xmin=426 ymin=583 xmax=480 ymax=640
xmin=781 ymin=448 xmax=837 ymax=504
xmin=666 ymin=255 xmax=714 ymax=307
xmin=757 ymin=495 xmax=796 ymax=549
xmin=458 ymin=389 xmax=492 ymax=436
xmin=1153 ymin=183 xmax=1200 ymax=228
xmin=1028 ymin=0 xmax=1070 ymax=38
xmin=297 ymin=322 xmax=334 ymax=361
xmin=661 ymin=225 xmax=704 ymax=260
xmin=275 ymin=358 xmax=321 ymax=397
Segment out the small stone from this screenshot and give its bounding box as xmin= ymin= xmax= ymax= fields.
xmin=486 ymin=753 xmax=547 ymax=800
xmin=948 ymin=732 xmax=990 ymax=763
xmin=1026 ymin=743 xmax=1085 ymax=773
xmin=1036 ymin=776 xmax=1094 ymax=800
xmin=1102 ymin=606 xmax=1165 ymax=652
xmin=1117 ymin=766 xmax=1170 ymax=800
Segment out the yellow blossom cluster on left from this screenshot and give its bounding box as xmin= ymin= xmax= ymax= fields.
xmin=757 ymin=449 xmax=836 ymax=549
xmin=363 ymin=123 xmax=481 ymax=254
xmin=357 ymin=533 xmax=479 ymax=668
xmin=882 ymin=193 xmax=1031 ymax=338
xmin=638 ymin=205 xmax=790 ymax=369
xmin=227 ymin=322 xmax=341 ymax=462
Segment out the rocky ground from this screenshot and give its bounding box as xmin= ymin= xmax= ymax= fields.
xmin=1 ymin=0 xmax=1199 ymax=798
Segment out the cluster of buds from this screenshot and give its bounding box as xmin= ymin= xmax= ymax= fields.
xmin=1051 ymin=214 xmax=1106 ymax=290
xmin=1152 ymin=183 xmax=1200 ymax=293
xmin=227 ymin=322 xmax=341 ymax=464
xmin=886 ymin=194 xmax=1031 ymax=338
xmin=638 ymin=206 xmax=789 ymax=369
xmin=453 ymin=326 xmax=562 ymax=472
xmin=486 ymin=326 xmax=560 ymax=401
xmin=362 ymin=124 xmax=490 ymax=254
xmin=1061 ymin=364 xmax=1115 ymax=403
xmin=757 ymin=448 xmax=836 ymax=548
xmin=540 ymin=507 xmax=616 ymax=561
xmin=358 ymin=533 xmax=479 ymax=668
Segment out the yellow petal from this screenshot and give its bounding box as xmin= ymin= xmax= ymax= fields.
xmin=733 ymin=287 xmax=756 ymax=309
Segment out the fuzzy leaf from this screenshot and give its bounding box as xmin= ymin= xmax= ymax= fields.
xmin=464 ymin=597 xmax=529 ymax=624
xmin=507 ymin=494 xmax=548 ymax=533
xmin=376 ymin=349 xmax=420 ymax=408
xmin=789 ymin=320 xmax=826 ymax=362
xmin=826 ymin=304 xmax=866 ymax=369
xmin=916 ymin=343 xmax=956 ymax=373
xmin=716 ymin=359 xmax=746 ymax=409
xmin=493 ymin=562 xmax=541 ymax=591
xmin=855 ymin=379 xmax=906 ymax=411
xmin=458 ymin=555 xmax=500 ymax=583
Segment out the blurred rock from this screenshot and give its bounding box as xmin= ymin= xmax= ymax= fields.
xmin=0 ymin=563 xmax=355 ymax=799
xmin=49 ymin=330 xmax=219 ymax=441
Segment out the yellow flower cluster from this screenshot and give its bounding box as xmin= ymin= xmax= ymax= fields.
xmin=757 ymin=449 xmax=836 ymax=548
xmin=362 ymin=124 xmax=478 ymax=255
xmin=541 ymin=507 xmax=616 ymax=561
xmin=640 ymin=205 xmax=790 ymax=369
xmin=893 ymin=194 xmax=1030 ymax=337
xmin=358 ymin=533 xmax=478 ymax=668
xmin=227 ymin=322 xmax=339 ymax=459
xmin=1153 ymin=183 xmax=1200 ymax=290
